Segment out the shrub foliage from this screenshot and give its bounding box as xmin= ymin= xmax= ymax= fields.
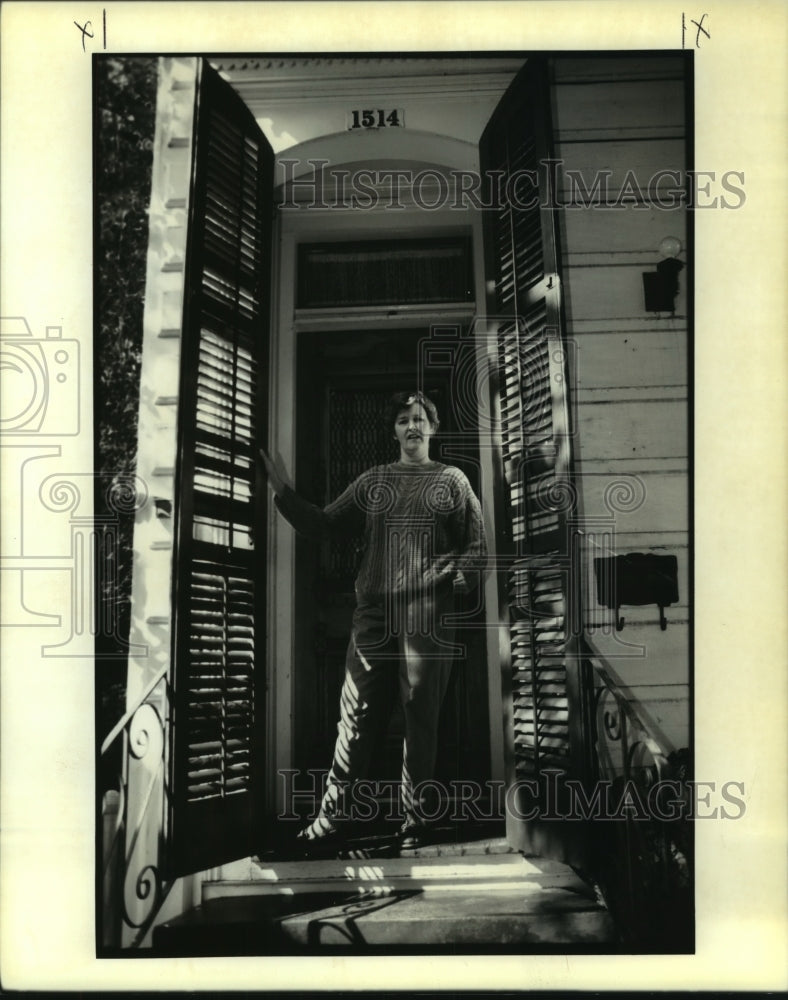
xmin=94 ymin=57 xmax=157 ymax=761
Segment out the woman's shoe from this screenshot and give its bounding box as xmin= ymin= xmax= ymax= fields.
xmin=294 ymin=819 xmax=345 ymax=858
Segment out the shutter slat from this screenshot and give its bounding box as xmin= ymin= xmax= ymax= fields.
xmin=169 ymin=61 xmax=273 ymax=876
xmin=481 ymin=58 xmax=581 ymax=805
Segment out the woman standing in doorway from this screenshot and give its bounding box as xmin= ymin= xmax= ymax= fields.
xmin=259 ymin=391 xmax=487 ymax=852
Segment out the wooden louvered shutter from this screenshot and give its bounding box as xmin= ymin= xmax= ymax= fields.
xmin=167 ymin=61 xmax=273 ymax=875
xmin=481 ymin=57 xmax=592 ymax=866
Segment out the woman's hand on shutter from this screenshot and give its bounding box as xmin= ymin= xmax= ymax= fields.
xmin=258 ymin=447 xmax=290 ymax=497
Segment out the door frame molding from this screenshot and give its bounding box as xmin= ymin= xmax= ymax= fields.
xmin=266 ymin=194 xmax=506 ymax=818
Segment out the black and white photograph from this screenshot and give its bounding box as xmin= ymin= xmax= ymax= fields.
xmin=1 ymin=0 xmax=786 ymax=990
xmin=94 ymin=46 xmax=695 ymax=956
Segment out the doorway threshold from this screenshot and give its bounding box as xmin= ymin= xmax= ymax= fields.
xmin=255 ymin=818 xmax=514 ymax=865
xmin=155 ymin=821 xmax=618 ymax=953
xmin=212 ymin=821 xmax=600 ymax=900
xmin=156 ymin=845 xmax=617 ymax=953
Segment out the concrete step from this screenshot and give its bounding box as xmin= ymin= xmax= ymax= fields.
xmin=153 ymin=849 xmax=620 ymax=952
xmin=155 ymin=881 xmax=617 ymax=953
xmin=282 ymin=887 xmax=618 ymax=948
xmin=155 ymin=833 xmax=619 ymax=953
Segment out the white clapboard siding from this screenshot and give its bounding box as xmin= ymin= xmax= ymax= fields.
xmin=574 ymin=398 xmax=687 ymax=461
xmin=550 ymin=55 xmax=690 ymax=757
xmin=562 ymin=263 xmax=688 ymax=321
xmin=552 ymin=80 xmax=686 ymax=139
xmin=623 ymin=687 xmax=687 ymax=753
xmin=583 ymin=623 xmax=689 ymax=687
xmin=563 ymin=263 xmax=688 ymax=322
xmin=553 ymin=56 xmax=687 ymax=85
xmin=573 ymin=469 xmax=688 ymax=533
xmin=556 ymin=139 xmax=686 ymax=200
xmin=573 ymin=330 xmax=687 ymax=389
xmin=562 ymin=206 xmax=686 ymax=259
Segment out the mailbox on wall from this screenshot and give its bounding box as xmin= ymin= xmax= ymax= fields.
xmin=593 ymin=552 xmax=679 ymax=631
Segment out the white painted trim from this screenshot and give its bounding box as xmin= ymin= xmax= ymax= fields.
xmin=274 ymin=130 xmax=480 ymax=182
xmin=268 ymin=224 xmax=299 ymax=817
xmin=469 ymin=209 xmax=507 ymax=787
xmin=234 ymin=71 xmax=524 ymax=104
xmin=265 ymin=185 xmax=507 ymax=814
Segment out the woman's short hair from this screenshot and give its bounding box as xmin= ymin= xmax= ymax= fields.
xmin=386 ymin=391 xmax=440 ymax=434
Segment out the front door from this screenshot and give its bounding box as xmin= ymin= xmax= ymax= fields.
xmin=293 ymin=327 xmax=491 ymax=830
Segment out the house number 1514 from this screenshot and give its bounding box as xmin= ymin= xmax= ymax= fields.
xmin=348 ymin=109 xmax=404 ymax=130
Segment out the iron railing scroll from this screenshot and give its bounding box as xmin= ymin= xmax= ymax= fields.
xmin=100 ymin=664 xmax=174 ymax=950
xmin=580 ymin=638 xmax=693 ymax=951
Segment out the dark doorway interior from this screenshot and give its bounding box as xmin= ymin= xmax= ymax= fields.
xmin=293 ymin=327 xmax=491 ymax=829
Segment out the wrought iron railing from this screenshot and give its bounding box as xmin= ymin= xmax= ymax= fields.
xmin=580 ymin=638 xmax=693 ymax=951
xmin=100 ymin=663 xmax=174 ymax=950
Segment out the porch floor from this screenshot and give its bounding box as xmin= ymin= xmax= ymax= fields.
xmin=154 ymin=822 xmax=619 ymax=954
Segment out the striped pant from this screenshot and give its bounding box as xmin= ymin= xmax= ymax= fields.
xmin=308 ymin=589 xmax=457 ymax=833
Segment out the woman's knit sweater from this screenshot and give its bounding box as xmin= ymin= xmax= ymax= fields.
xmin=275 ymin=461 xmax=487 ymax=603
